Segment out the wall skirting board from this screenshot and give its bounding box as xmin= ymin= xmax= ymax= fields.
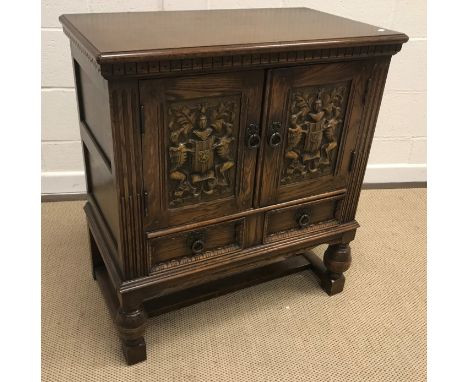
xmin=41 ymin=164 xmax=427 ymax=201
xmin=41 ymin=171 xmax=86 ymax=194
xmin=363 ymin=164 xmax=427 ymax=183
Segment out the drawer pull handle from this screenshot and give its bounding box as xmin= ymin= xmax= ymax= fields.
xmin=297 ymin=213 xmax=311 ymax=228
xmin=191 ymin=239 xmax=205 ymax=254
xmin=268 ymin=122 xmax=282 ymax=148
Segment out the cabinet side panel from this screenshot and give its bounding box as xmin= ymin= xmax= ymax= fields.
xmin=340 ymin=57 xmax=392 ymax=221
xmin=75 ymin=61 xmax=114 ymax=164
xmin=82 ymin=144 xmax=119 ymax=247
xmin=72 ymin=55 xmax=122 ymax=272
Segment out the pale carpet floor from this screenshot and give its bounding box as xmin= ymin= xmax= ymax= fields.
xmin=42 ymin=189 xmax=426 ymax=381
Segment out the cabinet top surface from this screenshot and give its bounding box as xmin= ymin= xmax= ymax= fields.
xmin=60 ymin=8 xmax=407 ymax=64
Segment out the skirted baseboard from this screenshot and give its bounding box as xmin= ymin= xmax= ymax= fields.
xmin=42 ymin=171 xmax=86 ymax=194
xmin=363 ymin=164 xmax=426 ymax=183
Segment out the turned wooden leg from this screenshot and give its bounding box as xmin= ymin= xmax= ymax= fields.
xmin=115 ymin=306 xmax=147 ymax=365
xmin=306 ymin=243 xmax=352 ymax=296
xmin=321 ymin=243 xmax=352 ymax=295
xmin=87 ymin=228 xmax=103 ymax=280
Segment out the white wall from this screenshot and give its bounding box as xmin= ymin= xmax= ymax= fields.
xmin=41 ymin=0 xmax=426 ymax=194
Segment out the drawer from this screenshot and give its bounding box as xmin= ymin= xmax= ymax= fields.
xmin=263 ymin=195 xmax=344 ymax=243
xmin=147 ymin=218 xmax=245 ymax=274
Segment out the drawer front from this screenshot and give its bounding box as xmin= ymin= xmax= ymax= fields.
xmin=263 ymin=195 xmax=343 ymax=243
xmin=147 ymin=219 xmax=245 ymax=274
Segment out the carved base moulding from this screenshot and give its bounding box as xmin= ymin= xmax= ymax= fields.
xmin=60 ymin=8 xmax=407 ymax=364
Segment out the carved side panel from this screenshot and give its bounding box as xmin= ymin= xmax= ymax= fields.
xmin=167 ymin=96 xmax=240 ymax=208
xmin=281 ymin=82 xmax=351 ymax=185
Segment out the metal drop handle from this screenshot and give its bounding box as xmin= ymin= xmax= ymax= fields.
xmin=246 ymin=122 xmax=261 ymax=149
xmin=268 ymin=121 xmax=282 ymax=148
xmin=246 ymin=133 xmax=261 ymax=149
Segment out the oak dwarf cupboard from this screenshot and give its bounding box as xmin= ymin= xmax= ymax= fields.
xmin=59 ymin=8 xmax=407 ymax=364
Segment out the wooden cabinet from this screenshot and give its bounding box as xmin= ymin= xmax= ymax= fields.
xmin=60 ymin=8 xmax=407 ymax=365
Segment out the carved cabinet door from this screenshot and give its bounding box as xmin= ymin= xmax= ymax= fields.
xmin=258 ymin=61 xmax=373 ymax=206
xmin=140 ymin=71 xmax=264 ymax=230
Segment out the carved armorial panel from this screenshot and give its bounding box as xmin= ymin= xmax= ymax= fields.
xmin=281 ymin=82 xmax=351 ymax=185
xmin=166 ymin=96 xmax=240 ymax=207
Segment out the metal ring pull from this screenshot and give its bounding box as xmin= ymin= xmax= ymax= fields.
xmin=269 ymin=132 xmax=282 ymax=147
xmin=246 ymin=122 xmax=261 ymax=150
xmin=297 ymin=213 xmax=311 ymax=228
xmin=191 ymin=239 xmax=205 ymax=254
xmin=246 ymin=133 xmax=261 ymax=149
xmin=268 ymin=121 xmax=282 ymax=148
